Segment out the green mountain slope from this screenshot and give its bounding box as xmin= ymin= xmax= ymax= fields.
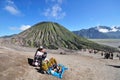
xmin=11 ymin=22 xmax=119 ymax=52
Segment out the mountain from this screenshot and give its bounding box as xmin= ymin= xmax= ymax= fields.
xmin=73 ymin=26 xmax=120 ymax=39
xmin=9 ymin=22 xmax=118 ymax=51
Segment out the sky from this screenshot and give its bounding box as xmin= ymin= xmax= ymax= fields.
xmin=0 ymin=0 xmax=120 ymax=36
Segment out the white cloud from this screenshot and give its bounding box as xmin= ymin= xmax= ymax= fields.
xmin=97 ymin=26 xmax=119 ymax=33
xmin=9 ymin=27 xmax=18 ymax=30
xmin=10 ymin=25 xmax=31 ymax=31
xmin=57 ymin=0 xmax=63 ymax=4
xmin=20 ymin=25 xmax=31 ymax=31
xmin=110 ymin=27 xmax=118 ymax=32
xmin=44 ymin=0 xmax=65 ymax=19
xmin=45 ymin=0 xmax=63 ymax=4
xmin=97 ymin=26 xmax=109 ymax=33
xmin=4 ymin=0 xmax=21 ymax=15
xmin=44 ymin=4 xmax=65 ymax=19
xmin=7 ymin=0 xmax=14 ymax=4
xmin=4 ymin=5 xmax=20 ymax=15
xmin=98 ymin=28 xmax=109 ymax=33
xmin=52 ymin=4 xmax=62 ymax=17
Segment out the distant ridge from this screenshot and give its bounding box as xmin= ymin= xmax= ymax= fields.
xmin=73 ymin=26 xmax=120 ymax=39
xmin=0 ymin=34 xmax=16 ymax=38
xmin=10 ymin=22 xmax=118 ymax=51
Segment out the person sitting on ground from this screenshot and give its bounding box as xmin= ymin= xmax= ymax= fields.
xmin=32 ymin=46 xmax=47 ymax=67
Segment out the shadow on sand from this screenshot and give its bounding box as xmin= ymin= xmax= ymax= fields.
xmin=27 ymin=58 xmax=33 ymax=66
xmin=107 ymin=65 xmax=120 ymax=68
xmin=27 ymin=58 xmax=45 ymax=74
